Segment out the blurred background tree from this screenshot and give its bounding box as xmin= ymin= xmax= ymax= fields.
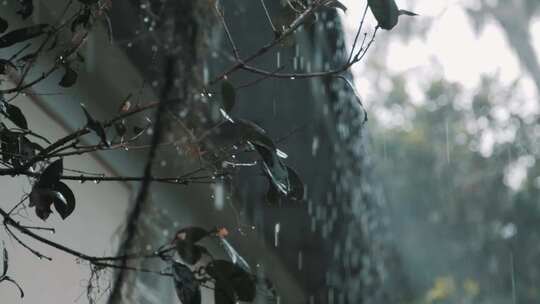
xmin=336 ymin=0 xmax=540 ymax=303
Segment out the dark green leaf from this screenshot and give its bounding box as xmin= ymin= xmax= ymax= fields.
xmin=286 ymin=166 xmax=304 ymax=201
xmin=399 ymin=9 xmax=418 ymax=17
xmin=221 ymin=80 xmax=236 ymax=113
xmin=254 ymin=143 xmax=290 ymax=195
xmin=52 ymin=182 xmax=76 ymax=219
xmin=59 ymin=66 xmax=78 ymax=87
xmin=175 ymin=241 xmax=207 ymax=265
xmin=37 ymin=159 xmax=63 ymax=188
xmin=326 ymin=0 xmax=347 ymax=12
xmin=174 ymin=227 xmax=210 ymax=243
xmin=219 ymin=238 xmax=251 ymax=273
xmin=81 ymin=105 xmax=109 ymax=147
xmin=367 ymin=0 xmax=417 ymax=30
xmin=4 ymin=103 xmax=28 ymax=129
xmin=213 ymin=119 xmax=274 ymax=150
xmin=29 ymin=188 xmax=61 ymax=220
xmin=367 ymin=0 xmax=398 ymax=30
xmin=172 ymin=262 xmax=201 ymax=304
xmin=214 ymin=279 xmax=235 ymax=304
xmin=207 ymin=260 xmax=256 ymax=302
xmin=0 ymin=24 xmax=49 ymax=48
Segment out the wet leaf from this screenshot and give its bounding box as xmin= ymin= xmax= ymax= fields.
xmin=37 ymin=159 xmax=63 ymax=188
xmin=51 ymin=181 xmax=76 ymax=219
xmin=207 ymin=260 xmax=256 ymax=302
xmin=219 ymin=238 xmax=251 ymax=273
xmin=172 ymin=262 xmax=201 ymax=304
xmin=286 ymin=166 xmax=304 ymax=200
xmin=213 ymin=119 xmax=274 ymax=150
xmin=30 ymin=180 xmax=75 ymax=221
xmin=367 ymin=0 xmax=416 ymax=30
xmin=16 ymin=0 xmax=34 ymax=20
xmin=29 ymin=188 xmax=60 ymax=220
xmin=4 ymin=103 xmax=28 ymax=129
xmin=326 ymin=0 xmax=347 ymax=12
xmin=175 ymin=241 xmax=207 ymax=265
xmin=81 ymin=105 xmax=109 ymax=147
xmin=211 ymin=119 xmax=291 ymax=194
xmin=59 ymin=66 xmax=78 ymax=87
xmin=214 ymin=279 xmax=235 ymax=304
xmin=0 ymin=24 xmax=49 ymax=48
xmin=174 ymin=227 xmax=210 ymax=243
xmin=0 ymin=17 xmax=7 ymax=33
xmin=254 ymin=143 xmax=290 ymax=195
xmin=221 ymin=80 xmax=236 ymax=113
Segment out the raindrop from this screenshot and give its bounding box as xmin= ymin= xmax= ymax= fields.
xmin=214 ymin=182 xmax=225 ymax=211
xmin=445 ymin=119 xmax=451 ymax=164
xmin=312 ymin=136 xmax=320 ymax=156
xmin=276 ymin=149 xmax=288 ymax=159
xmin=274 ymin=223 xmax=280 ymax=247
xmin=298 ymin=251 xmax=303 ymax=270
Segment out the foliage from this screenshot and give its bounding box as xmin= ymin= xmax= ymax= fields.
xmin=0 ymin=0 xmax=415 ymax=303
xmin=372 ymin=74 xmax=540 ymax=304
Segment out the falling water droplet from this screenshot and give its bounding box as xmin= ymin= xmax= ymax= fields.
xmin=274 ymin=223 xmax=280 ymax=247
xmin=214 ymin=182 xmax=225 ymax=211
xmin=445 ymin=119 xmax=451 ymax=164
xmin=276 ymin=149 xmax=288 ymax=159
xmin=298 ymin=251 xmax=303 ymax=270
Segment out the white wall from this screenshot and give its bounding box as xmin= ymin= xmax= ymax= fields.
xmin=0 ymin=93 xmax=131 ymax=303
